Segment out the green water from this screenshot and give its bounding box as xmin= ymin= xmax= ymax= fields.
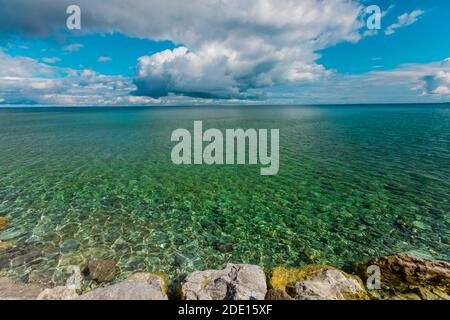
xmin=0 ymin=105 xmax=449 ymax=284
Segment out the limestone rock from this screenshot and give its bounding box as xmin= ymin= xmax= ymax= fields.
xmin=0 ymin=217 xmax=8 ymax=231
xmin=127 ymin=272 xmax=168 ymax=294
xmin=286 ymin=268 xmax=368 ymax=300
xmin=410 ymin=286 xmax=450 ymax=300
xmin=265 ymin=289 xmax=292 ymax=300
xmin=77 ymin=273 xmax=168 ymax=300
xmin=82 ymin=259 xmax=117 ymax=283
xmin=391 ymin=293 xmax=421 ymax=300
xmin=66 ymin=266 xmax=83 ymax=290
xmin=0 ymin=277 xmax=44 ymax=300
xmin=180 ymin=263 xmax=267 ymax=300
xmin=354 ymin=252 xmax=450 ymax=291
xmin=37 ymin=286 xmax=79 ymax=300
xmin=268 ymin=265 xmax=368 ymax=300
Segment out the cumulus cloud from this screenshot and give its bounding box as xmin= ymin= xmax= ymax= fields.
xmin=268 ymin=57 xmax=450 ymax=104
xmin=0 ymin=50 xmax=55 ymax=78
xmin=126 ymin=0 xmax=364 ymax=99
xmin=97 ymin=56 xmax=112 ymax=62
xmin=421 ymin=58 xmax=450 ymax=95
xmin=0 ymin=1 xmax=443 ymax=104
xmin=0 ymin=0 xmax=365 ymax=99
xmin=361 ymin=58 xmax=450 ymax=97
xmin=385 ymin=10 xmax=424 ymax=35
xmin=133 ymin=43 xmax=331 ymax=99
xmin=0 ymin=50 xmax=150 ymax=105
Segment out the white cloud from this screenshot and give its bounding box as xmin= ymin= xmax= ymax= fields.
xmin=134 ymin=45 xmax=330 ymax=99
xmin=0 ymin=1 xmax=445 ymax=104
xmin=42 ymin=57 xmax=60 ymax=63
xmin=1 ymin=50 xmax=448 ymax=106
xmin=0 ymin=0 xmax=365 ymax=99
xmin=0 ymin=50 xmax=140 ymax=106
xmin=97 ymin=56 xmax=112 ymax=62
xmin=421 ymin=58 xmax=450 ymax=96
xmin=273 ymin=58 xmax=450 ymax=104
xmin=122 ymin=0 xmax=364 ymax=99
xmin=385 ymin=10 xmax=424 ymax=35
xmin=0 ymin=50 xmax=55 ymax=78
xmin=63 ymin=43 xmax=83 ymax=52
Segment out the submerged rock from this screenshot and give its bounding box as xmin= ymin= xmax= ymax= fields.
xmin=76 ymin=273 xmax=168 ymax=300
xmin=180 ymin=263 xmax=267 ymax=300
xmin=60 ymin=239 xmax=80 ymax=253
xmin=213 ymin=241 xmax=234 ymax=253
xmin=0 ymin=244 xmax=41 ymax=269
xmin=268 ymin=265 xmax=368 ymax=300
xmin=0 ymin=241 xmax=14 ymax=251
xmin=58 ymin=252 xmax=85 ymax=267
xmin=0 ymin=217 xmax=9 ymax=231
xmin=82 ymin=259 xmax=117 ymax=283
xmin=354 ymin=252 xmax=450 ymax=294
xmin=27 ymin=270 xmax=56 ymax=287
xmin=0 ymin=228 xmax=27 ymax=241
xmin=0 ymin=277 xmax=44 ymax=300
xmin=37 ymin=286 xmax=79 ymax=300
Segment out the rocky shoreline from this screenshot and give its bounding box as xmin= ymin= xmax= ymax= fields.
xmin=0 ymin=251 xmax=449 ymax=300
xmin=1 ymin=215 xmax=449 ymax=300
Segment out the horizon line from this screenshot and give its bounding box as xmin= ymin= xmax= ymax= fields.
xmin=1 ymin=101 xmax=450 ymax=109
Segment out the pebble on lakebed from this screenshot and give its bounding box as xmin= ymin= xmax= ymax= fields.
xmin=0 ymin=252 xmax=448 ymax=300
xmin=0 ymin=242 xmax=15 ymax=251
xmin=0 ymin=217 xmax=9 ymax=231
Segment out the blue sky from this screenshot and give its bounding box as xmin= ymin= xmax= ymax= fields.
xmin=0 ymin=0 xmax=449 ymax=106
xmin=2 ymin=33 xmax=176 ymax=76
xmin=319 ymin=0 xmax=450 ymax=73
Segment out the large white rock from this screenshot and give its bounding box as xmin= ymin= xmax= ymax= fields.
xmin=37 ymin=286 xmax=79 ymax=300
xmin=76 ymin=273 xmax=167 ymax=300
xmin=181 ymin=264 xmax=267 ymax=300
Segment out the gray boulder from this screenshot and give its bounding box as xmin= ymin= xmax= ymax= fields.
xmin=181 ymin=263 xmax=267 ymax=300
xmin=77 ymin=273 xmax=168 ymax=300
xmin=0 ymin=277 xmax=44 ymax=300
xmin=37 ymin=286 xmax=79 ymax=300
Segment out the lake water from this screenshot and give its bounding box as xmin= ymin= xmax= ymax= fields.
xmin=0 ymin=105 xmax=449 ymax=283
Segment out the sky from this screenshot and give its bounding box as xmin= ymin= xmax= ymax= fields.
xmin=0 ymin=0 xmax=449 ymax=106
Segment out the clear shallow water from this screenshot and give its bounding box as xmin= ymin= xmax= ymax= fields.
xmin=0 ymin=105 xmax=449 ymax=284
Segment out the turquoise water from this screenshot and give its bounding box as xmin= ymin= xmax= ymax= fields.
xmin=0 ymin=105 xmax=449 ymax=284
